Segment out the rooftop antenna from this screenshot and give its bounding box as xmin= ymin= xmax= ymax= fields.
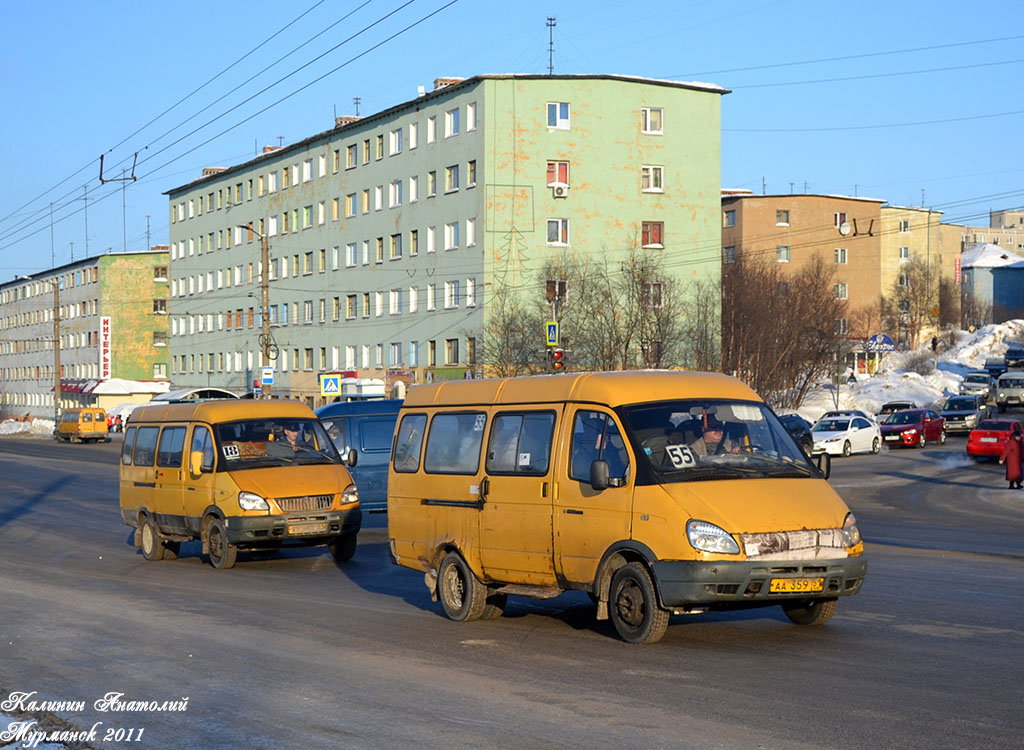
xmin=547 ymin=17 xmax=557 ymax=75
xmin=277 ymin=136 xmax=284 ymax=147
xmin=353 ymin=96 xmax=361 ymax=116
xmin=921 ymin=188 xmax=926 ymax=207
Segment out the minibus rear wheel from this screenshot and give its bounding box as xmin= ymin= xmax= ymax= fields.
xmin=438 ymin=552 xmax=487 ymax=622
xmin=609 ymin=563 xmax=669 ymax=644
xmin=140 ymin=516 xmax=166 ymax=562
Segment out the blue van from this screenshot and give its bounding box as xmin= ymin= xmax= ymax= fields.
xmin=315 ymin=400 xmax=401 ymax=511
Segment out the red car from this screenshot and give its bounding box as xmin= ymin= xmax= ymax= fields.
xmin=879 ymin=409 xmax=946 ymax=448
xmin=967 ymin=418 xmax=1024 ymax=459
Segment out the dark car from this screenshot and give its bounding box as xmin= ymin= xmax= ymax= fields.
xmin=778 ymin=413 xmax=814 ymax=455
xmin=880 ymin=409 xmax=946 ymax=448
xmin=877 ymin=401 xmax=918 ymax=419
xmin=967 ymin=418 xmax=1024 ymax=460
xmin=940 ymin=395 xmax=991 ymax=434
xmin=315 ymin=399 xmax=402 ymax=511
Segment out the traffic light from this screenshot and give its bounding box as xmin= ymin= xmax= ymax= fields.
xmin=551 ymin=348 xmax=565 ymax=371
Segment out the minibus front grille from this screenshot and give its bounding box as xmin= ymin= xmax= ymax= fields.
xmin=277 ymin=494 xmax=333 ymax=512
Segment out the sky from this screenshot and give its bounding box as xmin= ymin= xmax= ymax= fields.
xmin=1 ymin=0 xmax=1022 ymax=280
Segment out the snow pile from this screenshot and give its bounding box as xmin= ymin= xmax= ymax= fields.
xmin=0 ymin=418 xmax=55 ymax=437
xmin=797 ymin=319 xmax=1024 ymax=424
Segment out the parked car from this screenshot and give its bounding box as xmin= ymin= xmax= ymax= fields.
xmin=778 ymin=413 xmax=814 ymax=455
xmin=811 ymin=415 xmax=881 ymax=457
xmin=966 ymin=418 xmax=1024 ymax=460
xmin=879 ymin=409 xmax=946 ymax=448
xmin=995 ymin=372 xmax=1024 ymax=413
xmin=821 ymin=409 xmax=875 ymax=423
xmin=959 ymin=371 xmax=996 ymax=401
xmin=877 ymin=401 xmax=918 ymax=419
xmin=315 ymin=399 xmax=402 ymax=511
xmin=940 ymin=395 xmax=991 ymax=434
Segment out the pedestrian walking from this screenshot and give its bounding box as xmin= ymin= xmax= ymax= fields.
xmin=998 ymin=422 xmax=1023 ymax=489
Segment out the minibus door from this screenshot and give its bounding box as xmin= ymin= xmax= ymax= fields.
xmin=553 ymin=409 xmax=634 ymax=588
xmin=152 ymin=425 xmax=189 ymax=535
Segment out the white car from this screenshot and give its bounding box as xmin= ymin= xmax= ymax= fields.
xmin=812 ymin=415 xmax=881 ymax=457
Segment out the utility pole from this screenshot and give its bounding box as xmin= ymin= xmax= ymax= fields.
xmin=146 ymin=215 xmax=151 ymax=250
xmin=260 ymin=231 xmax=270 ymax=398
xmin=547 ymin=17 xmax=557 ymax=75
xmin=53 ymin=279 xmax=61 ymax=428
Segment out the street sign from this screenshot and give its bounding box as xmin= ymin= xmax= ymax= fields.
xmin=545 ymin=321 xmax=559 ymax=347
xmin=320 ymin=373 xmax=341 ymax=397
xmin=261 ymin=366 xmax=274 ymax=385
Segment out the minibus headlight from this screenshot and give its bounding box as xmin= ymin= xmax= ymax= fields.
xmin=238 ymin=491 xmax=269 ymax=511
xmin=842 ymin=512 xmax=862 ymax=549
xmin=341 ymin=483 xmax=359 ymax=505
xmin=686 ymin=520 xmax=740 ymax=555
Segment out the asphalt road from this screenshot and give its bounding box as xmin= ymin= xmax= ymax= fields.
xmin=0 ymin=433 xmax=1021 ymax=749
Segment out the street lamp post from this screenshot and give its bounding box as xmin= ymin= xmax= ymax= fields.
xmin=20 ymin=275 xmax=61 ymax=429
xmin=239 ymin=225 xmax=272 ymax=398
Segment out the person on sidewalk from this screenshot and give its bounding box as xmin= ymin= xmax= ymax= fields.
xmin=998 ymin=422 xmax=1023 ymax=489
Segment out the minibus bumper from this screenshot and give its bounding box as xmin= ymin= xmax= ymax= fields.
xmin=224 ymin=507 xmax=362 ymax=547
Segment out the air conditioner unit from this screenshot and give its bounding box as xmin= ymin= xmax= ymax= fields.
xmin=551 ymin=182 xmax=569 ymax=198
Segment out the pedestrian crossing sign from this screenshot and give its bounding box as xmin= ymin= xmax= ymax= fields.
xmin=320 ymin=374 xmax=341 ymax=397
xmin=545 ymin=321 xmax=559 ymax=347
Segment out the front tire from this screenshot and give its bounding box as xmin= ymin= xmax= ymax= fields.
xmin=939 ymin=430 xmax=946 ymax=445
xmin=918 ymin=432 xmax=926 ymax=448
xmin=871 ymin=437 xmax=880 ymax=454
xmin=782 ymin=598 xmax=837 ymax=625
xmin=328 ymin=534 xmax=357 ymax=562
xmin=609 ymin=562 xmax=669 ymax=644
xmin=207 ymin=517 xmax=237 ymax=570
xmin=140 ymin=517 xmax=165 ymax=561
xmin=438 ymin=552 xmax=487 ymax=622
xmin=842 ymin=440 xmax=852 ymax=457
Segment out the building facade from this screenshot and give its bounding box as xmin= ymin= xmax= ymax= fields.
xmin=165 ymin=74 xmax=726 ymax=404
xmin=0 ymin=251 xmax=170 ymax=418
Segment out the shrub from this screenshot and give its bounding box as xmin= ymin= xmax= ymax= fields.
xmin=904 ymin=352 xmax=934 ymax=376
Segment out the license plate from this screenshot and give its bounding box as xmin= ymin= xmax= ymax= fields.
xmin=980 ymin=437 xmax=997 ymax=443
xmin=884 ymin=435 xmax=899 ymax=441
xmin=770 ymin=577 xmax=824 ymax=593
xmin=288 ymin=521 xmax=328 ymax=535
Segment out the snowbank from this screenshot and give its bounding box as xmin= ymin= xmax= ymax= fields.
xmin=0 ymin=418 xmax=55 ymax=437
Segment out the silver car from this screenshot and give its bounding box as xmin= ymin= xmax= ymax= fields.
xmin=959 ymin=371 xmax=995 ymax=401
xmin=996 ymin=372 xmax=1024 ymax=413
xmin=940 ymin=395 xmax=991 ymax=434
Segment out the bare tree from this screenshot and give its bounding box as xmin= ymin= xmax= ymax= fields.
xmin=882 ymin=256 xmax=935 ymax=349
xmin=960 ymin=287 xmax=991 ymax=330
xmin=479 ymin=283 xmax=543 ymax=377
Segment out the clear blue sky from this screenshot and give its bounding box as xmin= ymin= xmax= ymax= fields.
xmin=1 ymin=0 xmax=1021 ymax=279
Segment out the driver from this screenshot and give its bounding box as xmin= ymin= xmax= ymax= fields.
xmin=690 ymin=415 xmax=740 ymax=457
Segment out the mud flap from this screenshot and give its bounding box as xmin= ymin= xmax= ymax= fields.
xmin=425 ymin=569 xmax=438 ymax=601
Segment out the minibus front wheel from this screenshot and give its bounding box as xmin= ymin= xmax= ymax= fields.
xmin=438 ymin=552 xmax=488 ymax=622
xmin=609 ymin=563 xmax=669 ymax=645
xmin=329 ymin=534 xmax=357 ymax=562
xmin=782 ymin=597 xmax=837 ymax=625
xmin=206 ymin=517 xmax=238 ymax=570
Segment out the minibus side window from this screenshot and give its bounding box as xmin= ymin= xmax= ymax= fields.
xmin=82 ymin=412 xmax=92 ymax=423
xmin=486 ymin=412 xmax=555 ymax=475
xmin=393 ymin=414 xmax=426 ymax=473
xmin=361 ymin=418 xmax=395 ymax=451
xmin=133 ymin=426 xmax=160 ymax=467
xmin=156 ymin=426 xmax=187 ymax=468
xmin=569 ymin=411 xmax=629 ymax=482
xmin=121 ymin=426 xmax=137 ymax=465
xmin=191 ymin=426 xmax=216 ymax=472
xmin=424 ymin=413 xmax=486 ymax=475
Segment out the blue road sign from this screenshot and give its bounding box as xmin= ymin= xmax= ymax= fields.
xmin=320 ymin=374 xmax=341 ymax=396
xmin=546 ymin=321 xmax=559 ymax=347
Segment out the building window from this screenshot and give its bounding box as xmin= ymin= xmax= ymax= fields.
xmin=390 ymin=289 xmax=401 ymax=315
xmin=376 ymin=237 xmax=385 ymax=264
xmin=389 ymin=128 xmax=402 ymax=155
xmin=445 ymin=164 xmax=459 ymax=192
xmin=444 ymin=222 xmax=459 ymax=250
xmin=427 ymin=171 xmax=437 ymax=197
xmin=641 ymin=107 xmax=663 ymax=134
xmin=834 ymin=247 xmax=848 ymax=264
xmin=390 ymin=343 xmax=402 ymax=367
xmin=410 ymin=229 xmax=419 ymax=256
xmin=466 ymin=278 xmax=476 ymax=307
xmin=547 ymin=101 xmax=570 ymax=129
xmin=466 ymin=102 xmax=477 ymax=130
xmin=445 ymin=108 xmax=460 ymax=137
xmin=427 ymin=226 xmax=436 ymax=253
xmin=776 ymin=209 xmax=790 ymax=226
xmin=723 ymin=245 xmax=736 ymax=264
xmin=899 ymin=219 xmax=910 ymax=232
xmin=898 ymin=274 xmax=910 ymax=288
xmin=834 ymin=283 xmax=848 ymax=300
xmin=389 ymin=179 xmax=403 ymax=207
xmin=642 ymin=221 xmax=663 ymax=248
xmin=375 ymin=134 xmax=384 ymax=160
xmin=303 ymin=252 xmax=313 ymax=275
xmin=445 ymin=280 xmax=460 ymax=309
xmin=346 ymin=243 xmax=356 ymax=267
xmin=303 ymin=300 xmax=313 ymax=323
xmin=390 ymin=233 xmax=402 ymax=260
xmin=346 ymin=295 xmax=357 ymax=319
xmin=547 ymin=219 xmax=569 ymax=246
xmin=466 ymin=218 xmax=476 ymax=247
xmin=777 ymin=281 xmax=790 ymax=298
xmin=899 ymin=246 xmax=910 ymax=261
xmin=409 ymin=286 xmax=419 ymax=312
xmin=776 ymin=245 xmax=790 ymax=263
xmin=304 ymin=349 xmax=314 ymax=370
xmin=642 ymin=282 xmax=664 ymax=309
xmin=153 ymin=299 xmax=167 ymax=314
xmin=445 ymin=338 xmax=460 ymax=365
xmin=153 ymin=331 xmax=168 ymax=346
xmin=834 ymin=212 xmax=847 ymax=228
xmin=467 ymin=160 xmax=476 ymax=187
xmin=346 ymin=144 xmax=356 ymax=168
xmin=362 ymin=138 xmax=370 ymax=164
xmin=835 ymin=318 xmax=849 ymax=335
xmin=409 ymin=121 xmax=418 ymax=149
xmin=724 ymin=210 xmax=736 ymax=228
xmin=427 ymin=283 xmax=436 ymax=311
xmin=409 ymin=175 xmax=418 ymax=202
xmin=641 ymin=165 xmax=664 ymax=192
xmin=427 ymin=115 xmax=436 ymax=143
xmin=546 ymin=161 xmax=569 ymax=186
xmin=154 ymin=266 xmax=168 ymax=280
xmin=374 ymin=185 xmax=383 ymax=211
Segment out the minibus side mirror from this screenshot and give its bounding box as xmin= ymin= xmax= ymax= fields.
xmin=816 ymin=452 xmax=831 ymax=480
xmin=590 ymin=460 xmax=610 ymax=491
xmin=189 ymin=450 xmax=204 ymax=478
xmin=347 ymin=448 xmax=358 ymax=467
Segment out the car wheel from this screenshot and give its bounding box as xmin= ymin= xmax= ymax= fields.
xmin=918 ymin=433 xmax=926 ymax=448
xmin=438 ymin=552 xmax=488 ymax=622
xmin=939 ymin=430 xmax=946 ymax=445
xmin=206 ymin=517 xmax=238 ymax=570
xmin=842 ymin=440 xmax=852 ymax=457
xmin=328 ymin=534 xmax=357 ymax=562
xmin=140 ymin=516 xmax=165 ymax=562
xmin=782 ymin=598 xmax=838 ymax=626
xmin=871 ymin=437 xmax=880 ymax=454
xmin=609 ymin=562 xmax=669 ymax=644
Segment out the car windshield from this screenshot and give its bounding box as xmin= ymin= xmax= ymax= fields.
xmin=213 ymin=418 xmax=341 ymax=469
xmin=884 ymin=412 xmax=921 ymax=425
xmin=814 ymin=419 xmax=849 ymax=432
xmin=621 ymin=399 xmax=814 ymax=482
xmin=964 ymin=375 xmax=989 ymax=384
xmin=943 ymin=397 xmax=975 ymax=411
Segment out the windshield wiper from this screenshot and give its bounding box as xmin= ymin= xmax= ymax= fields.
xmin=662 ymin=465 xmax=763 ymax=482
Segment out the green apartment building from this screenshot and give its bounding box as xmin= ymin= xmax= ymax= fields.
xmin=0 ymin=251 xmax=170 ymax=418
xmin=165 ymin=74 xmax=726 ymax=403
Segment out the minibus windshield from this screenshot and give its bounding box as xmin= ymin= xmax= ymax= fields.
xmin=214 ymin=418 xmax=341 ymax=469
xmin=622 ymin=400 xmax=814 ymax=481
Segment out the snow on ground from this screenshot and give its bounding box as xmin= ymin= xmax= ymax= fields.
xmin=797 ymin=319 xmax=1024 ymax=424
xmin=0 ymin=418 xmax=54 ymax=437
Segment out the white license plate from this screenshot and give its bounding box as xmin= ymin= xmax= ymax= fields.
xmin=884 ymin=435 xmax=899 ymax=441
xmin=980 ymin=437 xmax=997 ymax=443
